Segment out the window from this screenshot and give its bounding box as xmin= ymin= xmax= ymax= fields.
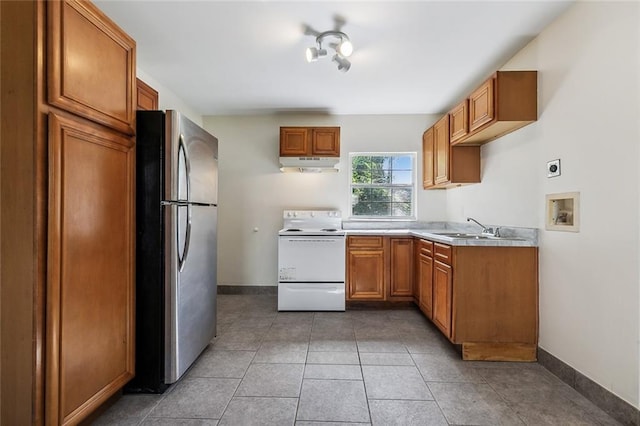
xmin=350 ymin=153 xmax=416 ymax=219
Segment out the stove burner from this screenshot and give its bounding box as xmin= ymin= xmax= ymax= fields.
xmin=285 ymin=228 xmax=302 ymax=232
xmin=321 ymin=228 xmax=338 ymax=232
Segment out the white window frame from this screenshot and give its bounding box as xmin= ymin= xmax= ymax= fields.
xmin=349 ymin=152 xmax=417 ymax=221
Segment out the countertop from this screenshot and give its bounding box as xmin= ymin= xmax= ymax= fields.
xmin=342 ymin=222 xmax=538 ymax=247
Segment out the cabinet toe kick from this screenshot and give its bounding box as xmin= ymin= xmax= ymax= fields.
xmin=461 ymin=342 xmax=537 ymax=362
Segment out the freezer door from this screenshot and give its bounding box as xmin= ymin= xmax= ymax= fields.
xmin=165 ymin=204 xmax=218 ymax=383
xmin=166 ymin=111 xmax=218 ymax=204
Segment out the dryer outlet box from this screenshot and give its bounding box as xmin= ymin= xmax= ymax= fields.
xmin=547 ymin=159 xmax=561 ymax=177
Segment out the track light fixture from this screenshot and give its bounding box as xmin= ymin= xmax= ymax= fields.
xmin=304 ymin=29 xmax=353 ymax=72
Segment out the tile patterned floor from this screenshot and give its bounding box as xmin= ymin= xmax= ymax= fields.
xmin=93 ymin=295 xmax=621 ymax=425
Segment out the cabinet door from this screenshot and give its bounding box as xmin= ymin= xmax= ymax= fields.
xmin=422 ymin=128 xmax=434 ymax=188
xmin=48 ymin=0 xmax=136 ymax=135
xmin=469 ymin=77 xmax=495 ymax=132
xmin=312 ymin=127 xmax=340 ymax=156
xmin=433 ymin=115 xmax=450 ymax=185
xmin=47 ymin=113 xmax=135 ymax=425
xmin=136 ymin=78 xmax=159 ymax=111
xmin=449 ymin=100 xmax=469 ymax=144
xmin=280 ymin=127 xmax=310 ymax=156
xmin=347 ymin=248 xmax=386 ymax=300
xmin=390 ymin=238 xmax=414 ymax=298
xmin=433 ymin=260 xmax=453 ymax=338
xmin=418 ymin=253 xmax=434 ymax=319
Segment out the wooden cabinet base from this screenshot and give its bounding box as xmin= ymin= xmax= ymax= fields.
xmin=462 ymin=342 xmax=537 ymax=362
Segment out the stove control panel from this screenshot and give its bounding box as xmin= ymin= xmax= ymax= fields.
xmin=282 ymin=209 xmax=342 ymax=231
xmin=284 ymin=210 xmax=341 ymax=219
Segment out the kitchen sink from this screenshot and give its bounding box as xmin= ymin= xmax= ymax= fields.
xmin=431 ymin=232 xmax=526 ymax=241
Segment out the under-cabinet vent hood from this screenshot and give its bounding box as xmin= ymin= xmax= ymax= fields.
xmin=279 ymin=156 xmax=340 ymax=173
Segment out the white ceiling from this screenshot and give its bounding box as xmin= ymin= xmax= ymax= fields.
xmin=95 ymin=0 xmax=573 ymax=116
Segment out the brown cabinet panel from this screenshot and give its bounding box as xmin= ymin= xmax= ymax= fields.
xmin=47 ymin=113 xmax=135 ymax=425
xmin=422 ymin=128 xmax=434 ymax=188
xmin=48 ymin=0 xmax=136 ymax=135
xmin=434 ymin=243 xmax=452 ymax=265
xmin=418 ymin=253 xmax=433 ymax=319
xmin=347 ymin=248 xmax=386 ymax=300
xmin=280 ymin=127 xmax=309 ymax=156
xmin=136 ymin=78 xmax=158 ymax=111
xmin=348 ymin=236 xmax=384 ymax=248
xmin=280 ymin=127 xmax=340 ymax=157
xmin=433 ymin=260 xmax=453 ymax=338
xmin=433 ymin=115 xmax=450 ymax=185
xmin=469 ymin=77 xmax=495 ymax=132
xmin=312 ymin=127 xmax=340 ymax=156
xmin=390 ymin=238 xmax=414 ymax=298
xmin=449 ymin=100 xmax=469 ymax=143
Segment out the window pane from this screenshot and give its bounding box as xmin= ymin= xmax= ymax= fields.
xmin=392 ymin=203 xmax=412 ymax=217
xmin=391 ymin=156 xmax=412 ymax=170
xmin=372 ymin=169 xmax=389 ymax=184
xmin=392 ymin=188 xmax=412 ymax=202
xmin=352 ymin=156 xmax=371 ymax=183
xmin=391 ymin=170 xmax=412 ymax=184
xmin=381 ymin=157 xmax=392 ymax=170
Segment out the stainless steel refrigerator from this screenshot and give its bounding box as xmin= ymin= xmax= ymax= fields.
xmin=127 ymin=110 xmax=218 ymax=393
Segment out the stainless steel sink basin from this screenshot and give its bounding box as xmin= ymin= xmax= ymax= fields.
xmin=432 ymin=232 xmax=489 ymax=238
xmin=431 ymin=232 xmax=526 ymax=241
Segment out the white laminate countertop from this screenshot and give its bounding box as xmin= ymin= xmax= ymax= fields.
xmin=343 ymin=228 xmax=538 ymax=247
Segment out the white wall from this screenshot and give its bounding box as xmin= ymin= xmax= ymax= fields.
xmin=447 ymin=1 xmax=640 ymax=408
xmin=136 ymin=67 xmax=203 ymax=127
xmin=203 ymin=114 xmax=446 ymax=287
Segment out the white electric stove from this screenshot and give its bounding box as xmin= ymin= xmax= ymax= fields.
xmin=277 ymin=210 xmax=346 ymax=311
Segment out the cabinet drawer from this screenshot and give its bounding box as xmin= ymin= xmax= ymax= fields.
xmin=434 ymin=243 xmax=452 ymax=265
xmin=418 ymin=239 xmax=433 ymax=256
xmin=348 ymin=236 xmax=384 ymax=249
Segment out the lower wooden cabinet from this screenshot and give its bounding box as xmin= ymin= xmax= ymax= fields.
xmin=389 ymin=238 xmax=414 ymax=299
xmin=347 ymin=233 xmax=538 ymax=361
xmin=347 ymin=236 xmax=415 ymax=301
xmin=347 ymin=236 xmax=386 ymax=300
xmin=416 ymin=240 xmax=434 ymax=319
xmin=432 ymin=260 xmax=453 ymax=337
xmin=47 ymin=112 xmax=135 ymax=425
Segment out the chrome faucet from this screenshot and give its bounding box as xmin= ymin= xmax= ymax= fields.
xmin=467 ymin=217 xmax=499 ymax=236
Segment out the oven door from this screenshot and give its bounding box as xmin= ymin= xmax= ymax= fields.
xmin=278 ymin=283 xmax=345 ymax=311
xmin=278 ymin=236 xmax=346 ymax=282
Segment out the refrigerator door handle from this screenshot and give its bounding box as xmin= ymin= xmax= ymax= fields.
xmin=178 ymin=204 xmax=192 ymax=272
xmin=178 ymin=134 xmax=192 ymax=202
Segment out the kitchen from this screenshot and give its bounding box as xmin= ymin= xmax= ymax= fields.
xmin=1 ymin=1 xmax=638 ymax=425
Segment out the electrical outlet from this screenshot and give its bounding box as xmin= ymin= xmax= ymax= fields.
xmin=547 ymin=159 xmax=561 ymax=178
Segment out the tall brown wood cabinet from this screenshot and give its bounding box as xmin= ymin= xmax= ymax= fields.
xmin=1 ymin=1 xmax=136 ymax=424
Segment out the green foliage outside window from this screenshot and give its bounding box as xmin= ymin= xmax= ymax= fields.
xmin=351 ymin=154 xmax=415 ymax=218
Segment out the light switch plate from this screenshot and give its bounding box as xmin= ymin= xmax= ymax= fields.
xmin=547 ymin=159 xmax=561 ymax=178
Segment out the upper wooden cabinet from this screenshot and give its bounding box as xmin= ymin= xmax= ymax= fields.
xmin=48 ymin=0 xmax=136 ymax=135
xmin=449 ymin=100 xmax=469 ymax=144
xmin=136 ymin=78 xmax=159 ymax=111
xmin=423 ymin=116 xmax=480 ymax=189
xmin=280 ymin=127 xmax=340 ymax=157
xmin=433 ymin=115 xmax=450 ymax=186
xmin=422 ymin=128 xmax=434 ymax=189
xmin=452 ymin=71 xmax=537 ymax=146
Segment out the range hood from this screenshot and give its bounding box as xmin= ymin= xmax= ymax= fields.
xmin=279 ymin=156 xmax=340 ymax=173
